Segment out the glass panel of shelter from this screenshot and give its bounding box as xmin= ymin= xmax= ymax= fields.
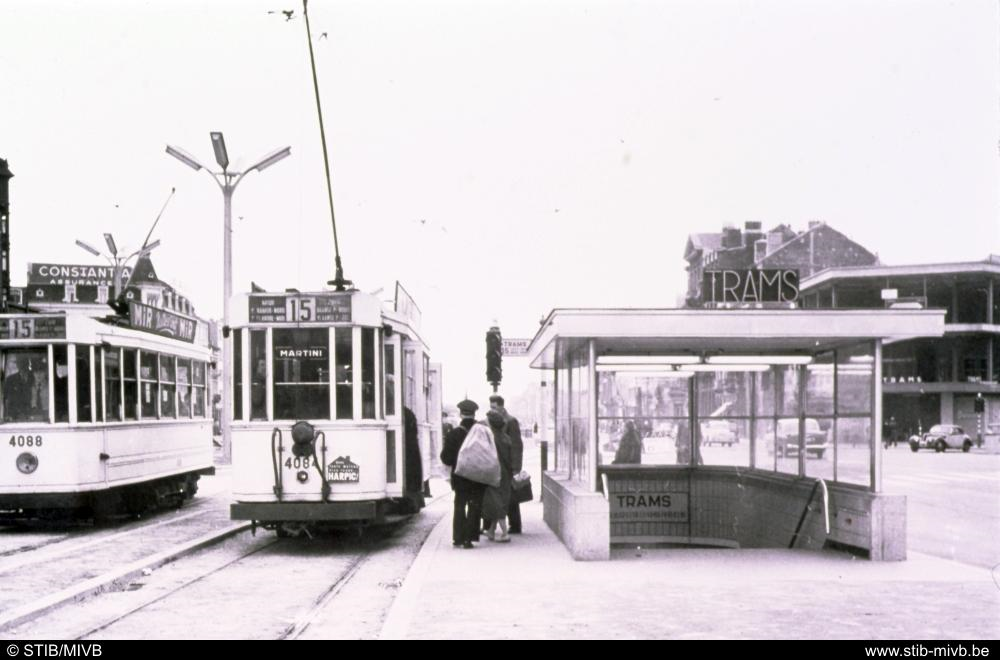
xmin=589 ymin=344 xmax=876 ymax=489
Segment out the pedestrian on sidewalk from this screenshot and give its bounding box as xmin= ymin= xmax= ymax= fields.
xmin=489 ymin=394 xmax=523 ymax=534
xmin=440 ymin=399 xmax=486 ymax=549
xmin=482 ymin=409 xmax=513 ymax=543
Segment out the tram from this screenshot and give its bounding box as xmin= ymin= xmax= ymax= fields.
xmin=0 ymin=289 xmax=216 ymax=520
xmin=229 ymin=286 xmax=439 ymax=536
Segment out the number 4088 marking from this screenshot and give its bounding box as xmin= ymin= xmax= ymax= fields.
xmin=9 ymin=435 xmax=42 ymax=448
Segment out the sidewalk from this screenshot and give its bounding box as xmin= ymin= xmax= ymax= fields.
xmin=381 ymin=496 xmax=1000 ymax=640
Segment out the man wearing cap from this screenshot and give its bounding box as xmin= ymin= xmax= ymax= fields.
xmin=489 ymin=394 xmax=524 ymax=534
xmin=440 ymin=399 xmax=485 ymax=549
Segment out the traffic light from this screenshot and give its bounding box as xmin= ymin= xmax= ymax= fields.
xmin=974 ymin=396 xmax=985 ymax=413
xmin=486 ymin=326 xmax=502 ymax=386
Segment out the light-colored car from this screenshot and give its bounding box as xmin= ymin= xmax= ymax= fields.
xmin=769 ymin=418 xmax=829 ymax=459
xmin=700 ymin=420 xmax=737 ymax=447
xmin=908 ymin=424 xmax=973 ymax=453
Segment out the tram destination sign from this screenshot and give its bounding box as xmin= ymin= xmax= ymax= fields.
xmin=702 ymin=268 xmax=800 ymax=305
xmin=249 ymin=293 xmax=352 ymax=324
xmin=0 ymin=316 xmax=67 ymax=340
xmin=129 ymin=302 xmax=197 ymax=343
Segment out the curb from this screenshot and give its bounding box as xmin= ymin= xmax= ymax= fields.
xmin=378 ymin=498 xmax=451 ymax=640
xmin=0 ymin=522 xmax=250 ymax=633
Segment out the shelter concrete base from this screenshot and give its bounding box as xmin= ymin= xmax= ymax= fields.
xmin=542 ymin=472 xmax=610 ymax=561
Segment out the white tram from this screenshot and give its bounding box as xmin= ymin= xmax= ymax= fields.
xmin=0 ymin=307 xmax=215 ymax=519
xmin=229 ymin=287 xmax=439 ymax=535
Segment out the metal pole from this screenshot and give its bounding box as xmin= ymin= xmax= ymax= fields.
xmin=221 ymin=182 xmax=233 ymax=464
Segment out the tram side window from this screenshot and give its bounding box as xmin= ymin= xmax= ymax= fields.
xmin=250 ymin=330 xmax=267 ymax=420
xmin=139 ymin=351 xmax=158 ymax=419
xmin=273 ymin=328 xmax=330 ymax=419
xmin=362 ymin=328 xmax=376 ymax=419
xmin=335 ymin=327 xmax=353 ymax=420
xmin=233 ymin=331 xmax=243 ymax=421
xmin=193 ymin=361 xmax=206 ymax=417
xmin=159 ymin=355 xmax=176 ymax=418
xmin=104 ymin=348 xmax=122 ymax=421
xmin=93 ymin=347 xmax=103 ymax=423
xmin=123 ymin=350 xmax=138 ymax=420
xmin=384 ymin=343 xmax=395 ymax=417
xmin=1 ymin=348 xmax=49 ymax=423
xmin=177 ymin=359 xmax=191 ymax=418
xmin=53 ymin=345 xmax=69 ymax=423
xmin=76 ymin=344 xmax=93 ymax=423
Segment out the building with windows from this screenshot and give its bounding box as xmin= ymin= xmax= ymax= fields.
xmin=684 ymin=221 xmax=878 ymax=306
xmin=800 ymin=255 xmax=1000 ymax=440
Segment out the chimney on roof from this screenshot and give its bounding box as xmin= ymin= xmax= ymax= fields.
xmin=754 ymin=239 xmax=768 ymax=263
xmin=766 ymin=230 xmax=784 ymax=256
xmin=721 ymin=224 xmax=741 ymax=248
xmin=808 ymin=220 xmax=824 ymax=231
xmin=743 ymin=220 xmax=763 ymax=248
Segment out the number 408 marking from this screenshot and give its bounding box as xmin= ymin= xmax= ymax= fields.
xmin=9 ymin=435 xmax=43 ymax=448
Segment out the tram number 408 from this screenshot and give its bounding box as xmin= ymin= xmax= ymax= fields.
xmin=284 ymin=456 xmax=312 ymax=470
xmin=9 ymin=435 xmax=43 ymax=448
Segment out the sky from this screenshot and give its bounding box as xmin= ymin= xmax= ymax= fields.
xmin=1 ymin=0 xmax=998 ymax=409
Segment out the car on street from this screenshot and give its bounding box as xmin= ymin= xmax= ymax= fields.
xmin=700 ymin=420 xmax=738 ymax=446
xmin=908 ymin=424 xmax=973 ymax=453
xmin=768 ymin=418 xmax=829 ymax=459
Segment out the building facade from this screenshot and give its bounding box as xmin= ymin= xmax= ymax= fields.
xmin=800 ymin=256 xmax=1000 ymax=440
xmin=684 ymin=221 xmax=879 ymax=306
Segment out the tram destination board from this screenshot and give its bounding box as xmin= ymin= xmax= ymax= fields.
xmin=249 ymin=293 xmax=352 ymax=324
xmin=0 ymin=316 xmax=67 ymax=340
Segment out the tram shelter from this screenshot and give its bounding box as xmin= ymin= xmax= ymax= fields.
xmin=527 ymin=307 xmax=945 ymax=560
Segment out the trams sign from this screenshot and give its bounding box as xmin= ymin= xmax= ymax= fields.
xmin=129 ymin=302 xmax=197 ymax=343
xmin=702 ymin=268 xmax=800 ymax=305
xmin=249 ymin=293 xmax=352 ymax=324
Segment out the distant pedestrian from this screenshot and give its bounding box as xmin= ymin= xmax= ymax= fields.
xmin=489 ymin=394 xmax=523 ymax=534
xmin=613 ymin=420 xmax=643 ymax=464
xmin=440 ymin=399 xmax=485 ymax=549
xmin=482 ymin=409 xmax=513 ymax=543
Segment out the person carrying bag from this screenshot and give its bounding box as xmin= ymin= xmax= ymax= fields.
xmin=455 ymin=421 xmax=502 ymax=488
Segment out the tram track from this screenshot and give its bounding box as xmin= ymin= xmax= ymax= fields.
xmin=3 ymin=490 xmax=451 ymax=639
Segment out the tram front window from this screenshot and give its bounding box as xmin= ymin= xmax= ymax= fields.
xmin=273 ymin=328 xmax=330 ymax=420
xmin=1 ymin=348 xmax=49 ymax=423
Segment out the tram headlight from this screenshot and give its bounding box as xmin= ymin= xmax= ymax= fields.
xmin=291 ymin=421 xmax=317 ymax=458
xmin=16 ymin=452 xmax=38 ymax=475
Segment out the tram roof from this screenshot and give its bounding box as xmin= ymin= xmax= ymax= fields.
xmin=526 ymin=307 xmax=945 ymax=369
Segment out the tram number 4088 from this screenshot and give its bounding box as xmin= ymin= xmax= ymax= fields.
xmin=9 ymin=435 xmax=43 ymax=448
xmin=284 ymin=456 xmax=312 ymax=470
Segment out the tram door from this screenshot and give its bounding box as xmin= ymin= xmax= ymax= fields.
xmin=383 ymin=333 xmax=404 ymax=498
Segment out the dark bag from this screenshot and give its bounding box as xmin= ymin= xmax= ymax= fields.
xmin=513 ymin=480 xmax=533 ymax=504
xmin=512 ymin=471 xmax=533 ymax=504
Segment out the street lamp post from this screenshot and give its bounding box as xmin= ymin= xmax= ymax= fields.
xmin=166 ymin=135 xmax=290 ymax=464
xmin=75 ymin=237 xmax=160 ymax=304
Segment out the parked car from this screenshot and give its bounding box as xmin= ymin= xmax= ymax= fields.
xmin=908 ymin=425 xmax=973 ymax=453
xmin=701 ymin=420 xmax=737 ymax=447
xmin=769 ymin=418 xmax=828 ymax=459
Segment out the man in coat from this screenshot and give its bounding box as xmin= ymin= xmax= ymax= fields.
xmin=489 ymin=394 xmax=524 ymax=534
xmin=440 ymin=399 xmax=485 ymax=548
